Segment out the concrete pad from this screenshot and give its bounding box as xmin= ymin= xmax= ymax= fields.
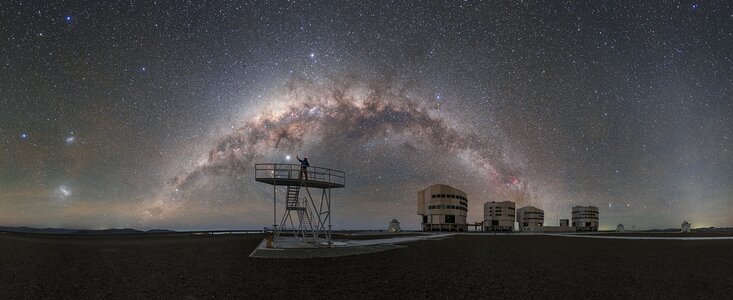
xmin=249 ymin=233 xmax=455 ymax=259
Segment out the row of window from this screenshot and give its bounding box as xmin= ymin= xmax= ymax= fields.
xmin=572 ymin=216 xmax=599 ymax=220
xmin=431 ymin=194 xmax=467 ymax=201
xmin=573 ymin=222 xmax=598 ymax=227
xmin=572 ymin=211 xmax=598 ymax=215
xmin=522 ymin=211 xmax=544 ymax=215
xmin=430 ymin=201 xmax=468 ymax=208
xmin=429 ymin=205 xmax=468 ymax=212
xmin=487 ymin=213 xmax=515 ymax=217
xmin=487 ymin=207 xmax=515 ymax=210
xmin=423 ymin=215 xmax=458 ymax=224
xmin=522 ymin=223 xmax=543 ymax=227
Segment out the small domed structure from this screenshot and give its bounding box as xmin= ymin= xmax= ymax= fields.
xmin=388 ymin=219 xmax=401 ymax=233
xmin=616 ymin=223 xmax=625 ymax=232
xmin=681 ymin=220 xmax=691 ymax=233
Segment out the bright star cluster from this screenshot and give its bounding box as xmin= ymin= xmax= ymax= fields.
xmin=1 ymin=1 xmax=731 ymax=230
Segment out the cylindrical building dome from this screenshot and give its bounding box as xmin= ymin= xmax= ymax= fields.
xmin=572 ymin=206 xmax=599 ymax=231
xmin=517 ymin=206 xmax=544 ymax=231
xmin=417 ymin=184 xmax=468 ymax=231
xmin=483 ymin=201 xmax=515 ymax=231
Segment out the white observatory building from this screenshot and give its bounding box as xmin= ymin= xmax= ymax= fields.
xmin=417 ymin=184 xmax=468 ymax=231
xmin=517 ymin=206 xmax=544 ymax=231
xmin=483 ymin=201 xmax=515 ymax=231
xmin=572 ymin=206 xmax=599 ymax=231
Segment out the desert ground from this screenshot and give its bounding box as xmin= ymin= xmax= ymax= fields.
xmin=1 ymin=231 xmax=732 ymax=299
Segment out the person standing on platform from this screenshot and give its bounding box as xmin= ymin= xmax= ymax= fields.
xmin=297 ymin=155 xmax=309 ymax=180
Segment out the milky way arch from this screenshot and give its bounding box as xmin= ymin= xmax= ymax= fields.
xmin=171 ymin=74 xmax=530 ymax=203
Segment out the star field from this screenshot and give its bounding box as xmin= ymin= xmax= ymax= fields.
xmin=1 ymin=1 xmax=731 ymax=230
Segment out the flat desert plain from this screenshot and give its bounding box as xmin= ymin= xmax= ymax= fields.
xmin=1 ymin=232 xmax=732 ymax=299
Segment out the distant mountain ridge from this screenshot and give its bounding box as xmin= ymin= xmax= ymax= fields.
xmin=2 ymin=226 xmax=731 ymax=234
xmin=0 ymin=226 xmax=175 ymax=234
xmin=647 ymin=227 xmax=733 ymax=232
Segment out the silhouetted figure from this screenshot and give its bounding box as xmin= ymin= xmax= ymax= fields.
xmin=297 ymin=155 xmax=309 ymax=180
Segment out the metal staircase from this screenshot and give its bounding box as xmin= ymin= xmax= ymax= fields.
xmin=255 ymin=163 xmax=345 ymax=247
xmin=275 ymin=177 xmax=318 ymax=242
xmin=286 ymin=185 xmax=301 ymax=209
xmin=298 ymin=208 xmax=312 ymax=232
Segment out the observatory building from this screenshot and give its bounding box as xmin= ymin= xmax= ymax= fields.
xmin=388 ymin=219 xmax=401 ymax=233
xmin=417 ymin=184 xmax=468 ymax=231
xmin=572 ymin=206 xmax=599 ymax=231
xmin=681 ymin=220 xmax=691 ymax=233
xmin=516 ymin=206 xmax=544 ymax=231
xmin=483 ymin=201 xmax=515 ymax=231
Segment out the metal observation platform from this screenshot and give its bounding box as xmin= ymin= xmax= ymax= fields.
xmin=255 ymin=164 xmax=345 ymax=247
xmin=254 ymin=164 xmax=345 ymax=189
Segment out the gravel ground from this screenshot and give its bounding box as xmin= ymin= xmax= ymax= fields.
xmin=1 ymin=232 xmax=732 ymax=299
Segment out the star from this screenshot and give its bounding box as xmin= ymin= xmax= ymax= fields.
xmin=1 ymin=1 xmax=731 ymax=232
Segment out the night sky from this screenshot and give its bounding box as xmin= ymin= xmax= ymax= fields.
xmin=2 ymin=1 xmax=731 ymax=230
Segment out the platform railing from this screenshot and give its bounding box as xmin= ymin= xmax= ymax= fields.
xmin=254 ymin=163 xmax=345 ymax=187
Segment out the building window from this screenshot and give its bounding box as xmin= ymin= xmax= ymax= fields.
xmin=445 ymin=215 xmax=455 ymax=224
